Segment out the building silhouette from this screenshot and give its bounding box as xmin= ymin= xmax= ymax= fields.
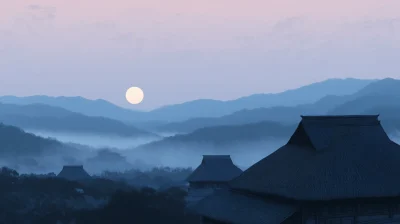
xmin=57 ymin=165 xmax=91 ymax=181
xmin=186 ymin=155 xmax=242 ymax=206
xmin=192 ymin=115 xmax=400 ymax=224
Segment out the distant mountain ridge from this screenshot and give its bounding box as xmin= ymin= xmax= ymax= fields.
xmin=137 ymin=121 xmax=295 ymax=150
xmin=0 ymin=78 xmax=374 ymax=123
xmin=157 ymin=106 xmax=310 ymax=133
xmin=0 ymin=95 xmax=145 ymax=122
xmin=136 ymin=116 xmax=400 ymax=154
xmin=146 ymin=78 xmax=374 ymax=121
xmin=157 ymin=78 xmax=400 ymax=133
xmin=0 ymin=103 xmax=158 ymax=138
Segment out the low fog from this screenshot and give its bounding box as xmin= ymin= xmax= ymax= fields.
xmin=123 ymin=139 xmax=288 ymax=170
xmin=0 ymin=129 xmax=288 ymax=176
xmin=5 ymin=128 xmax=400 ymax=176
xmin=389 ymin=133 xmax=400 ymax=145
xmin=25 ymin=129 xmax=161 ymax=149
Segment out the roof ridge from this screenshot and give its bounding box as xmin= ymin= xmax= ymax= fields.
xmin=186 ymin=156 xmax=242 ymax=183
xmin=302 ymin=123 xmax=380 ymax=126
xmin=301 ymin=115 xmax=379 ymax=119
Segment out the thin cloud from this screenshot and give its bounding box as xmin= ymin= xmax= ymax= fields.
xmin=27 ymin=5 xmax=42 ymax=10
xmin=26 ymin=4 xmax=57 ymax=20
xmin=109 ymin=32 xmax=134 ymax=42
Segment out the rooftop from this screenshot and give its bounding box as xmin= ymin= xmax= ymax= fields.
xmin=186 ymin=155 xmax=242 ymax=183
xmin=190 ymin=189 xmax=297 ymax=224
xmin=57 ymin=165 xmax=91 ymax=181
xmin=229 ymin=115 xmax=400 ymax=200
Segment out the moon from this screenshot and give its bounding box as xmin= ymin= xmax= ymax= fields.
xmin=125 ymin=87 xmax=144 ymax=105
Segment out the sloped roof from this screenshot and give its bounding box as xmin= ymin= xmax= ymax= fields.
xmin=186 ymin=155 xmax=242 ymax=183
xmin=230 ymin=115 xmax=400 ymax=200
xmin=189 ymin=189 xmax=297 ymax=224
xmin=57 ymin=165 xmax=91 ymax=181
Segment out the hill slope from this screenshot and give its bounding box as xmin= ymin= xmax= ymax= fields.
xmin=141 ymin=121 xmax=295 ymax=148
xmin=0 ymin=123 xmax=70 ymax=158
xmin=0 ymin=103 xmax=158 ymax=138
xmin=157 ymin=106 xmax=316 ymax=133
xmin=0 ymin=95 xmax=146 ymax=122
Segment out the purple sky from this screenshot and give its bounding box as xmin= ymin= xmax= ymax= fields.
xmin=1 ymin=0 xmax=400 ymax=110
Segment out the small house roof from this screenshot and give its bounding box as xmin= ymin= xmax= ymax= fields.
xmin=57 ymin=165 xmax=91 ymax=181
xmin=230 ymin=115 xmax=400 ymax=200
xmin=186 ymin=155 xmax=242 ymax=183
xmin=189 ymin=189 xmax=297 ymax=224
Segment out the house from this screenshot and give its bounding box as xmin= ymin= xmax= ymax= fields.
xmin=186 ymin=155 xmax=242 ymax=205
xmin=191 ymin=115 xmax=400 ymax=224
xmin=57 ymin=165 xmax=91 ymax=181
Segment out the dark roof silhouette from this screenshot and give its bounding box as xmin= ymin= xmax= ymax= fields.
xmin=57 ymin=165 xmax=91 ymax=181
xmin=186 ymin=155 xmax=242 ymax=183
xmin=190 ymin=190 xmax=297 ymax=224
xmin=230 ymin=115 xmax=400 ymax=200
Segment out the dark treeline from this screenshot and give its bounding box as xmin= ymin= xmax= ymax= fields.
xmin=37 ymin=188 xmax=200 ymax=224
xmin=0 ymin=167 xmax=199 ymax=224
xmin=99 ymin=167 xmax=193 ymax=189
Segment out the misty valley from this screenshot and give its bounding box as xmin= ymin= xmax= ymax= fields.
xmin=2 ymin=78 xmax=400 ymax=223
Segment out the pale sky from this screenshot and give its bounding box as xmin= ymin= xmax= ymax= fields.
xmin=1 ymin=0 xmax=400 ymax=110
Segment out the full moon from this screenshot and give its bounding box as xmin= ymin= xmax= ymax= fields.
xmin=126 ymin=87 xmax=144 ymax=104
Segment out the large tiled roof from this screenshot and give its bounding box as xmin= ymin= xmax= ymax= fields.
xmin=186 ymin=155 xmax=242 ymax=183
xmin=230 ymin=115 xmax=400 ymax=200
xmin=189 ymin=189 xmax=297 ymax=224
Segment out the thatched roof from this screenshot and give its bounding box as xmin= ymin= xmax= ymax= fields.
xmin=189 ymin=189 xmax=297 ymax=224
xmin=57 ymin=165 xmax=91 ymax=181
xmin=230 ymin=115 xmax=400 ymax=200
xmin=186 ymin=155 xmax=242 ymax=183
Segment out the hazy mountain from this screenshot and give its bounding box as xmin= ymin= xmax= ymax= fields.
xmin=328 ymin=95 xmax=400 ymax=115
xmin=141 ymin=121 xmax=295 ymax=148
xmin=0 ymin=78 xmax=373 ymax=123
xmin=126 ymin=121 xmax=295 ymax=168
xmin=131 ymin=114 xmax=400 ymax=168
xmin=364 ymin=105 xmax=400 ymax=121
xmin=0 ymin=95 xmax=145 ymax=122
xmin=0 ymin=122 xmax=137 ymax=174
xmin=325 ymin=94 xmax=400 ymax=135
xmin=157 ymin=78 xmax=400 ymax=133
xmin=85 ymin=149 xmax=133 ymax=172
xmin=0 ymin=103 xmax=158 ymax=138
xmin=0 ymin=102 xmax=74 ymax=118
xmin=325 ymin=78 xmax=400 ymax=113
xmin=157 ymin=106 xmax=317 ymax=133
xmin=352 ymin=78 xmax=400 ymax=97
xmin=315 ymin=78 xmax=400 ymax=112
xmin=148 ymin=78 xmax=374 ymax=121
xmin=0 ymin=123 xmax=73 ymax=158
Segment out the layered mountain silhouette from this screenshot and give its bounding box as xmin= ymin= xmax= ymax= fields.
xmin=0 ymin=96 xmax=146 ymax=122
xmin=135 ymin=117 xmax=400 ymax=154
xmin=2 ymin=77 xmax=400 ymax=170
xmin=0 ymin=123 xmax=72 ymax=158
xmin=149 ymin=78 xmax=373 ymax=122
xmin=0 ymin=103 xmax=158 ymax=138
xmin=0 ymin=78 xmax=373 ymax=123
xmin=138 ymin=121 xmax=295 ymax=149
xmin=2 ymin=77 xmax=399 ymax=152
xmin=157 ymin=78 xmax=400 ymax=133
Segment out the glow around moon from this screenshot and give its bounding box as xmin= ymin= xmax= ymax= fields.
xmin=126 ymin=87 xmax=144 ymax=104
